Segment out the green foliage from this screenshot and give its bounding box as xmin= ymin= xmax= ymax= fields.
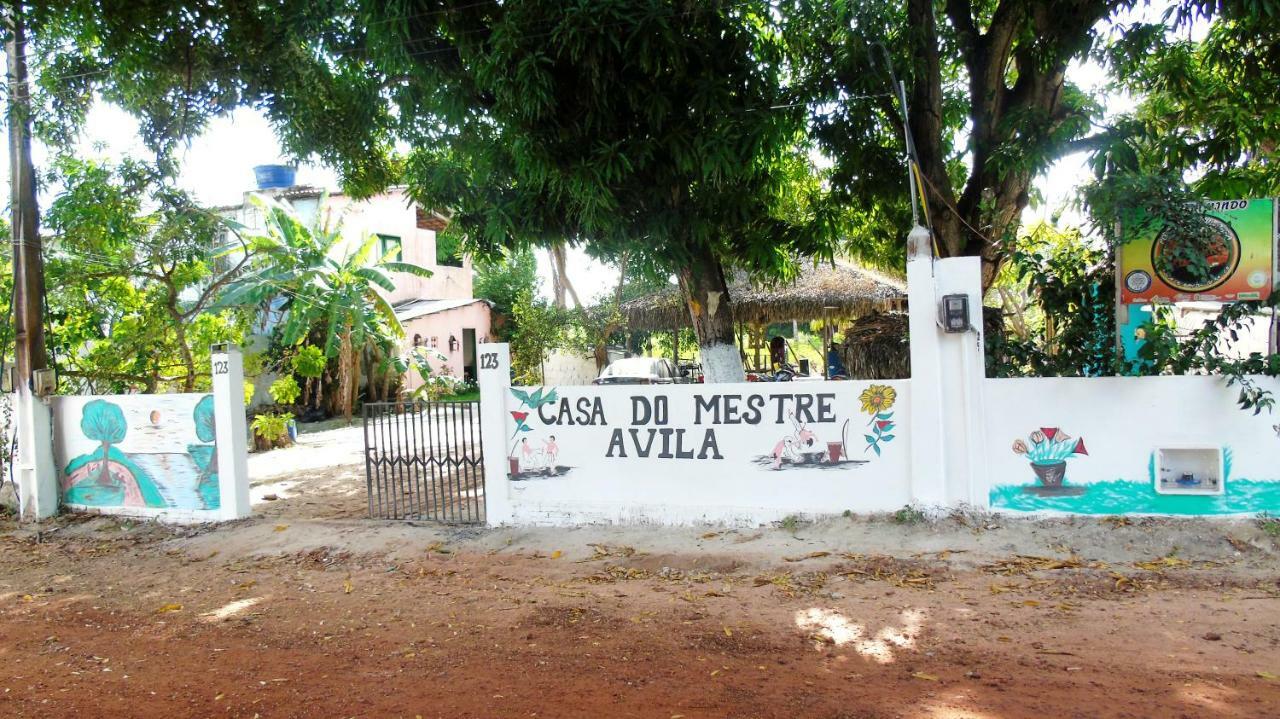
xmin=989 ymin=222 xmax=1116 ymax=377
xmin=243 ymin=381 xmax=256 ymax=407
xmin=473 ymin=248 xmax=539 ymax=342
xmin=435 ymin=231 xmax=464 ymax=268
xmin=269 ymin=375 xmax=301 ymax=405
xmin=290 ymin=345 xmax=326 ymax=379
xmin=1096 ymin=6 xmax=1280 ymax=198
xmin=250 ymin=412 xmax=294 ymax=444
xmin=219 ymin=194 xmax=432 ymax=420
xmin=80 ymin=399 xmax=127 ymax=445
xmin=891 ymin=505 xmax=927 ymax=525
xmin=38 ymin=155 xmax=250 ymax=394
xmin=39 ymin=0 xmax=845 ymax=374
xmin=509 ymin=292 xmax=568 ymax=385
xmin=1258 ymin=512 xmax=1280 ymax=539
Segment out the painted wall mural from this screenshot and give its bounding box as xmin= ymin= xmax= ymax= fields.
xmin=985 ymin=376 xmax=1280 ymax=516
xmin=859 ymin=385 xmax=898 ymax=456
xmin=55 ymin=394 xmax=221 ymax=511
xmin=1009 ymin=427 xmax=1088 ymax=496
xmin=508 ymin=387 xmax=573 ymax=479
xmin=501 ymin=381 xmax=913 ymax=521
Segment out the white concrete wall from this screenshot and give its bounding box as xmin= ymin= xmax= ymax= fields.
xmin=542 ymin=351 xmax=600 ymax=386
xmin=485 ymin=372 xmax=911 ymax=525
xmin=983 ymin=375 xmax=1280 ymax=515
xmin=471 ymin=226 xmax=1280 ymax=525
xmin=49 ymin=347 xmax=251 ymax=524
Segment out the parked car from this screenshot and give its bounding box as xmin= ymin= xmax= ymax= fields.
xmin=593 ymin=357 xmax=682 ymax=385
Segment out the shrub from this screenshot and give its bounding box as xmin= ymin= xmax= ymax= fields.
xmin=269 ymin=375 xmax=301 ymax=405
xmin=251 ymin=411 xmax=294 ymax=451
xmin=291 ymin=345 xmax=326 ymax=379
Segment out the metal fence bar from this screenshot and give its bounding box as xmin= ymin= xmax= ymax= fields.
xmin=363 ymin=399 xmax=484 ymax=523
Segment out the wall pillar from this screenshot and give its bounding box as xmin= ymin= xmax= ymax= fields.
xmin=905 ymin=226 xmax=989 ymax=507
xmin=14 ymin=385 xmax=56 ymax=520
xmin=905 ymin=226 xmax=947 ymax=506
xmin=477 ymin=342 xmax=514 ymax=525
xmin=211 ymin=344 xmax=251 ymax=520
xmin=933 ymin=257 xmax=990 ymax=506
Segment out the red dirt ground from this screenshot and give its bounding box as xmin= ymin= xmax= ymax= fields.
xmin=1 ymin=520 xmax=1278 ymax=718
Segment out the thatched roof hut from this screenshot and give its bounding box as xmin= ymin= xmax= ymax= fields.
xmin=620 ymin=261 xmax=906 ymax=331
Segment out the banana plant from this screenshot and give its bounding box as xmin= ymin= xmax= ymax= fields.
xmin=217 ymin=193 xmax=432 ymax=422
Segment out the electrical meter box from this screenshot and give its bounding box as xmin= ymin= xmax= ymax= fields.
xmin=1154 ymin=446 xmax=1224 ymax=496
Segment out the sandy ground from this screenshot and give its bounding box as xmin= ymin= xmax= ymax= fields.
xmin=0 ymin=424 xmax=1278 ymax=718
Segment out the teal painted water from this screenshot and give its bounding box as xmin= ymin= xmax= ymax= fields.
xmin=990 ymin=479 xmax=1280 ymax=515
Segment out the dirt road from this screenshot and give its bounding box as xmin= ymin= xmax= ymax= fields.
xmin=1 ymin=507 xmax=1278 ymax=719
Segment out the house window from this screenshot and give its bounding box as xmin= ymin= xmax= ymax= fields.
xmin=377 ymin=233 xmax=402 ymax=260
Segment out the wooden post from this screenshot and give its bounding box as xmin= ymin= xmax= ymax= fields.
xmin=7 ymin=6 xmax=47 ymax=386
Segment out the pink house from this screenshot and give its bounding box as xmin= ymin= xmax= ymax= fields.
xmin=219 ymin=176 xmax=492 ymax=392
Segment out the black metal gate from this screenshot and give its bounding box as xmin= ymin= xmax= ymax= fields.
xmin=363 ymin=400 xmax=485 ymax=522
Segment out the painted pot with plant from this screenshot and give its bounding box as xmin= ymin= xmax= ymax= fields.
xmin=1012 ymin=428 xmax=1087 ymax=487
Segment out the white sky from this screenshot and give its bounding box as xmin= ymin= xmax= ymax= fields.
xmin=21 ymin=3 xmax=1189 ymax=302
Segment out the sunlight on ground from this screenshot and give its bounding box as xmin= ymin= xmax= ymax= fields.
xmin=1178 ymin=681 xmax=1246 ymax=717
xmin=907 ymin=699 xmax=1003 ymax=719
xmin=201 ymin=597 xmax=263 ymax=622
xmin=794 ymin=607 xmax=925 ymax=662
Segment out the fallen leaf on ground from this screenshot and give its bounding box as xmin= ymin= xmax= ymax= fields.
xmin=551 ymin=550 xmax=563 ymax=559
xmin=343 ymin=579 xmax=353 ymax=594
xmin=273 ymin=525 xmax=288 ymax=532
xmin=155 ymin=603 xmax=183 ymax=613
xmin=1258 ymin=671 xmax=1279 ymax=681
xmin=784 ymin=551 xmax=831 ymax=562
xmin=912 ymin=672 xmax=939 ymax=681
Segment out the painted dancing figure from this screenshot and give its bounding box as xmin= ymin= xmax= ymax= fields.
xmin=542 ymin=435 xmax=560 ymax=471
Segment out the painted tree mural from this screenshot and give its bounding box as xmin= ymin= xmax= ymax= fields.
xmin=188 ymin=394 xmax=220 ymax=509
xmin=63 ymin=399 xmax=164 ymax=508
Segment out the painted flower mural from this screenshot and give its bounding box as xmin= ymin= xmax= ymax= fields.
xmin=860 ymin=385 xmax=897 ymax=456
xmin=1012 ymin=427 xmax=1088 ymax=491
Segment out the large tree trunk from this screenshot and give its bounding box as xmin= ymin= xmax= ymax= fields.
xmin=677 ymin=245 xmax=745 ymax=383
xmin=907 ymin=0 xmax=1112 ymax=291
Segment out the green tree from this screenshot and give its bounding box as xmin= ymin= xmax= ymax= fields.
xmin=80 ymin=399 xmax=127 ymax=485
xmin=219 ymin=194 xmax=432 ymax=422
xmin=290 ymin=345 xmax=327 ymax=411
xmin=41 ymin=156 xmax=251 ymax=393
xmin=473 ymin=248 xmax=539 ymax=342
xmin=509 ymin=292 xmax=567 ymax=385
xmin=788 ymin=0 xmax=1143 ymax=285
xmin=38 ymin=0 xmax=843 ymax=382
xmin=989 ymin=221 xmax=1116 ymax=377
xmin=1094 ymin=3 xmax=1280 ymax=198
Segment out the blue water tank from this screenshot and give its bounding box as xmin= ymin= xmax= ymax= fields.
xmin=252 ymin=164 xmax=297 ymax=190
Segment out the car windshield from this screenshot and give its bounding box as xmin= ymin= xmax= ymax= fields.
xmin=599 ymin=358 xmax=660 ymax=378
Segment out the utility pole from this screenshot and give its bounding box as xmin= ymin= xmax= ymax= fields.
xmin=6 ymin=3 xmax=56 ymax=519
xmin=7 ymin=3 xmax=47 ymax=384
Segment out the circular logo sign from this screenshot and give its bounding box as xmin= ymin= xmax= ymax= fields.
xmin=1124 ymin=270 xmax=1152 ymax=294
xmin=1248 ymin=270 xmax=1269 ymax=289
xmin=1150 ymin=215 xmax=1242 ymax=293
